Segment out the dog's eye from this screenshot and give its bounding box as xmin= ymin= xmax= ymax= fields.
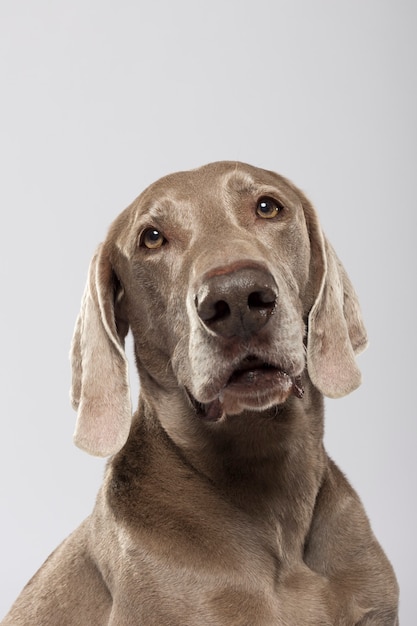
xmin=256 ymin=197 xmax=284 ymax=219
xmin=140 ymin=228 xmax=166 ymax=249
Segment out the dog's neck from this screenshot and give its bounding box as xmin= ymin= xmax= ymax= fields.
xmin=107 ymin=374 xmax=327 ymax=563
xmin=127 ymin=373 xmax=326 ymax=549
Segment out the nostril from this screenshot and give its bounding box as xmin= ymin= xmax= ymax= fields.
xmin=196 ymin=296 xmax=231 ymax=325
xmin=210 ymin=300 xmax=231 ymax=323
xmin=248 ymin=289 xmax=276 ymax=313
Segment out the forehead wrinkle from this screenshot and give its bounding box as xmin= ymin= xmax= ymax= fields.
xmin=222 ymin=168 xmax=301 ymax=212
xmin=222 ymin=169 xmax=258 ymax=198
xmin=221 ymin=172 xmax=280 ymax=210
xmin=145 ymin=201 xmax=176 ymax=225
xmin=212 ymin=170 xmax=254 ymax=231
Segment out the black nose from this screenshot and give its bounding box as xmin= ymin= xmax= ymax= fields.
xmin=195 ymin=266 xmax=277 ymax=339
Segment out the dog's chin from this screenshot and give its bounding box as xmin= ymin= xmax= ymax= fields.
xmin=187 ymin=364 xmax=304 ymax=423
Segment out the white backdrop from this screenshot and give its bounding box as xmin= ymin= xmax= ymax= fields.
xmin=1 ymin=1 xmax=415 ymax=622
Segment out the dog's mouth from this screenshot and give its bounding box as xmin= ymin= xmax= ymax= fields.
xmin=187 ymin=356 xmax=304 ymax=422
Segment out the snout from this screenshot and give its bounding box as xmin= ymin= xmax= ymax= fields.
xmin=195 ymin=265 xmax=277 ymax=339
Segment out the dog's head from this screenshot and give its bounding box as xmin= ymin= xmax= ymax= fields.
xmin=70 ymin=162 xmax=367 ymax=457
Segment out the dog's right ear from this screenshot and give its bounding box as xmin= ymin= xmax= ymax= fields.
xmin=70 ymin=244 xmax=131 ymax=457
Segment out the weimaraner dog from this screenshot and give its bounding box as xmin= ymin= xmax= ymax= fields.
xmin=3 ymin=162 xmax=399 ymax=625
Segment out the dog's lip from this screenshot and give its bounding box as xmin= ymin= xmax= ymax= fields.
xmin=226 ymin=356 xmax=282 ymax=385
xmin=226 ymin=355 xmax=302 ymax=388
xmin=186 ymin=356 xmax=304 ymax=421
xmin=225 ymin=359 xmax=304 ymax=399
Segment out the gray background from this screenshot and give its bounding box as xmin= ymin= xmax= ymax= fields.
xmin=1 ymin=0 xmax=415 ymax=622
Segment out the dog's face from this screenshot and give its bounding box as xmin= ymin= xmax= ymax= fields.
xmin=71 ymin=162 xmax=368 ymax=456
xmin=113 ymin=163 xmax=312 ymax=420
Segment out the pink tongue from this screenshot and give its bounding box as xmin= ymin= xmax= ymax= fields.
xmin=292 ymin=377 xmax=304 ymax=398
xmin=203 ymin=399 xmax=223 ymax=422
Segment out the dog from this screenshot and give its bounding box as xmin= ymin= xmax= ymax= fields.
xmin=2 ymin=162 xmax=399 ymax=625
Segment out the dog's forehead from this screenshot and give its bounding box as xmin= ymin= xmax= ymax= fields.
xmin=143 ymin=163 xmax=302 ymax=221
xmin=111 ymin=162 xmax=303 ymax=256
xmin=147 ymin=161 xmax=292 ymax=199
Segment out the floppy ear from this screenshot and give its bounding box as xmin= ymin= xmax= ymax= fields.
xmin=306 ymin=214 xmax=368 ymax=399
xmin=70 ymin=244 xmax=131 ymax=457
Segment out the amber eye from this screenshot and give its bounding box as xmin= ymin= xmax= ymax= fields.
xmin=140 ymin=228 xmax=166 ymax=249
xmin=256 ymin=197 xmax=284 ymax=219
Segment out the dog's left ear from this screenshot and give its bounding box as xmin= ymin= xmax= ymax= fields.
xmin=70 ymin=244 xmax=131 ymax=457
xmin=306 ymin=208 xmax=368 ymax=398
